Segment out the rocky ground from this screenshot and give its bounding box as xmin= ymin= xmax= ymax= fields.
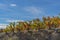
xmin=0 ymin=30 xmax=60 ymax=40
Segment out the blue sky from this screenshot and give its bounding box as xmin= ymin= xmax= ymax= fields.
xmin=0 ymin=0 xmax=60 ymax=28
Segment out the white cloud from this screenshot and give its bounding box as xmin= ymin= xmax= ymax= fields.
xmin=0 ymin=24 xmax=8 ymax=29
xmin=0 ymin=3 xmax=13 ymax=12
xmin=10 ymin=4 xmax=16 ymax=7
xmin=24 ymin=7 xmax=44 ymax=14
xmin=6 ymin=20 xmax=24 ymax=22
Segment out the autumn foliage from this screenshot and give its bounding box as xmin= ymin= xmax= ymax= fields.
xmin=0 ymin=15 xmax=60 ymax=33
